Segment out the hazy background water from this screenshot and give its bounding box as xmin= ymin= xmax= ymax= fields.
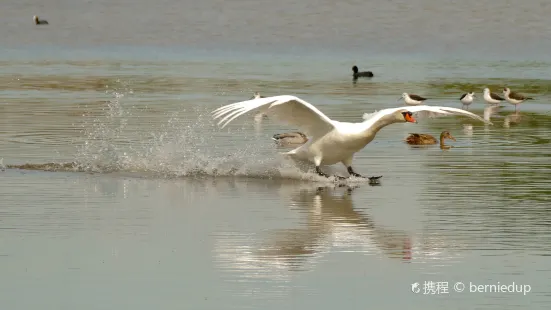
xmin=1 ymin=0 xmax=551 ymax=309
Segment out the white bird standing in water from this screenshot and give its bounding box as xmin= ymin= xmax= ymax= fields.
xmin=251 ymin=92 xmax=268 ymax=122
xmin=459 ymin=92 xmax=475 ymax=110
xmin=502 ymin=87 xmax=533 ymax=113
xmin=212 ymin=95 xmax=492 ymax=181
xmin=483 ymin=88 xmax=504 ymax=105
xmin=398 ymin=93 xmax=428 ymax=106
xmin=251 ymin=92 xmax=263 ymax=100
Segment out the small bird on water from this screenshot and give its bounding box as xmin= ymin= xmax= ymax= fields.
xmin=33 ymin=15 xmax=49 ymax=25
xmin=502 ymin=87 xmax=533 ymax=113
xmin=250 ymin=92 xmax=264 ymax=100
xmin=483 ymin=88 xmax=504 ymax=106
xmin=352 ymin=66 xmax=374 ymax=79
xmin=250 ymin=92 xmax=268 ymax=122
xmin=459 ymin=92 xmax=475 ymax=110
xmin=398 ymin=93 xmax=428 ymax=106
xmin=405 ymin=130 xmax=456 ymax=150
xmin=272 ymin=132 xmax=308 ymax=147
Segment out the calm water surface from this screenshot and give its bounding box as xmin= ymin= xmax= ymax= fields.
xmin=1 ymin=0 xmax=551 ymax=309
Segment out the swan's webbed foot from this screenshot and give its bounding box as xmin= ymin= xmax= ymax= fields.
xmin=316 ymin=166 xmax=346 ymax=180
xmin=347 ymin=166 xmax=382 ymax=184
xmin=315 ymin=166 xmax=330 ymax=178
xmin=347 ymin=166 xmax=363 ymax=178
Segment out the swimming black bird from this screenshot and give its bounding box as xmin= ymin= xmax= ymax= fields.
xmin=33 ymin=15 xmax=49 ymax=25
xmin=352 ymin=66 xmax=374 ymax=79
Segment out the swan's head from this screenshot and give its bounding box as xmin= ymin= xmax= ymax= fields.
xmin=483 ymin=88 xmax=490 ymax=95
xmin=440 ymin=131 xmax=456 ymax=141
xmin=398 ymin=110 xmax=416 ymax=123
xmin=468 ymin=91 xmax=475 ymax=97
xmin=352 ymin=66 xmax=358 ymax=73
xmin=503 ymin=87 xmax=511 ymax=95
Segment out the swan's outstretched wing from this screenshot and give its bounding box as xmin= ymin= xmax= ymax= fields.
xmin=212 ymin=95 xmax=335 ymax=137
xmin=362 ymin=105 xmax=493 ymax=125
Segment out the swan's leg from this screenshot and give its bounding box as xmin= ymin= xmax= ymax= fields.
xmin=315 ymin=166 xmax=345 ymax=180
xmin=347 ymin=166 xmax=363 ymax=178
xmin=314 ymin=156 xmax=328 ymax=177
xmin=342 ymin=157 xmax=382 ymax=182
xmin=342 ymin=157 xmax=362 ymax=177
xmin=314 ymin=156 xmax=345 ymax=180
xmin=315 ymin=166 xmax=330 ymax=177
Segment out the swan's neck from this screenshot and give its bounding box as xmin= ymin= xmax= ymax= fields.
xmin=362 ymin=115 xmax=401 ymax=138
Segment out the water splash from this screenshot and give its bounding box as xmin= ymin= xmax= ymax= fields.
xmin=71 ymin=85 xmax=274 ymax=178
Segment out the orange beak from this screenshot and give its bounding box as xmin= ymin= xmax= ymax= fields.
xmin=405 ymin=114 xmax=416 ymax=123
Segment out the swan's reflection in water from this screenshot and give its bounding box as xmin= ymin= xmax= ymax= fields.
xmin=214 ymin=183 xmax=413 ymax=281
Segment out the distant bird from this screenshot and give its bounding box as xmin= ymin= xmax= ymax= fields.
xmin=459 ymin=92 xmax=475 ymax=110
xmin=483 ymin=88 xmax=504 ymax=105
xmin=251 ymin=92 xmax=268 ymax=122
xmin=272 ymin=132 xmax=308 ymax=147
xmin=33 ymin=15 xmax=49 ymax=25
xmin=398 ymin=93 xmax=428 ymax=106
xmin=352 ymin=66 xmax=374 ymax=79
xmin=502 ymin=87 xmax=533 ymax=113
xmin=250 ymin=92 xmax=264 ymax=100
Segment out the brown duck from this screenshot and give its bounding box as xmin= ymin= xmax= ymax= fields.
xmin=405 ymin=131 xmax=456 ymax=149
xmin=272 ymin=132 xmax=308 ymax=147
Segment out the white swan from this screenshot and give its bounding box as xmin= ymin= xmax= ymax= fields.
xmin=212 ymin=95 xmax=492 ymax=180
